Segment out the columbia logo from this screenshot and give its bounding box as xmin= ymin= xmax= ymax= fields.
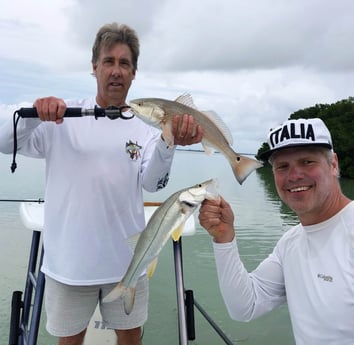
xmin=317 ymin=273 xmax=333 ymax=282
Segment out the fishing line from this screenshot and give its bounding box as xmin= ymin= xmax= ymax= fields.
xmin=11 ymin=109 xmax=21 ymax=173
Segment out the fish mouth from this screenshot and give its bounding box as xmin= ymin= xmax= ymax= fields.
xmin=288 ymin=186 xmax=311 ymax=193
xmin=129 ymin=104 xmax=138 ymax=113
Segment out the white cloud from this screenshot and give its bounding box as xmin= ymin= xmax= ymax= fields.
xmin=1 ymin=0 xmax=353 ymax=153
xmin=139 ymin=0 xmax=354 ymax=72
xmin=0 ymin=0 xmax=82 ymax=71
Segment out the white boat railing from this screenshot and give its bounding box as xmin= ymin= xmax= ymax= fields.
xmin=7 ymin=199 xmax=234 ymax=345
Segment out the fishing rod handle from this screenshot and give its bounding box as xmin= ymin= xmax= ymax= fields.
xmin=17 ymin=107 xmax=86 ymax=118
xmin=16 ymin=106 xmax=132 ymax=120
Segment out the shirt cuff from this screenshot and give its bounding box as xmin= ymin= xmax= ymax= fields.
xmin=212 ymin=236 xmax=238 ymax=251
xmin=156 ymin=136 xmax=177 ymax=153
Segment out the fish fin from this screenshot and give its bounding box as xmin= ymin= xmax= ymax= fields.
xmin=147 ymin=257 xmax=159 ymax=279
xmin=102 ymin=283 xmax=136 ymax=315
xmin=175 ymin=93 xmax=198 ymax=110
xmin=171 ymin=224 xmax=185 ymax=241
xmin=201 ymin=110 xmax=233 ymax=145
xmin=201 ymin=142 xmax=216 ymax=156
xmin=161 ymin=122 xmax=174 ymax=146
xmin=230 ymin=154 xmax=263 ymax=185
xmin=174 ymin=95 xmax=233 ymax=146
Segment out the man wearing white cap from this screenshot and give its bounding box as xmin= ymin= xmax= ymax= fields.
xmin=199 ymin=118 xmax=354 ymax=345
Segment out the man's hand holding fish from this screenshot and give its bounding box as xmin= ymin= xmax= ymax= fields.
xmin=170 ymin=113 xmax=203 ymax=146
xmin=198 ymin=197 xmax=235 ymax=244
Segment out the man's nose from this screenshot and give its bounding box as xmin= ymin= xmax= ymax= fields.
xmin=287 ymin=165 xmax=304 ymax=181
xmin=111 ymin=63 xmax=122 ymax=77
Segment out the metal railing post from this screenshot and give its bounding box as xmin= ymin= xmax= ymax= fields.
xmin=173 ymin=238 xmax=188 ymax=345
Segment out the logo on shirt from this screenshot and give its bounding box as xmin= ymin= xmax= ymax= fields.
xmin=157 ymin=173 xmax=169 ymax=190
xmin=317 ymin=273 xmax=333 ymax=282
xmin=126 ymin=140 xmax=142 ymax=160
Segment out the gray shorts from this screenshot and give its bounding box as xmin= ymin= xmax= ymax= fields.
xmin=44 ymin=275 xmax=148 ymax=337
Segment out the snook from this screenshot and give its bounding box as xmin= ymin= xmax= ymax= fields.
xmin=129 ymin=94 xmax=263 ymax=184
xmin=103 ymin=179 xmax=219 ymax=314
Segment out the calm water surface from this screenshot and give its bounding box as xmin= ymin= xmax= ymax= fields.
xmin=1 ymin=151 xmax=353 ymax=345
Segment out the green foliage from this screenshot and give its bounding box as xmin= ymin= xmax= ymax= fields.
xmin=256 ymin=97 xmax=354 ymax=178
xmin=255 ymin=142 xmax=270 ymax=162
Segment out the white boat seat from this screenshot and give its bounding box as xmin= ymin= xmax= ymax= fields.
xmin=19 ymin=202 xmax=197 ymax=236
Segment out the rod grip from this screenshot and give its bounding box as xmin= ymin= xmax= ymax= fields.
xmin=17 ymin=107 xmax=82 ymax=118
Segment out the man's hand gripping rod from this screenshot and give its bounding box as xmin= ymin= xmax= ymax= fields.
xmin=11 ymin=105 xmax=133 ymax=173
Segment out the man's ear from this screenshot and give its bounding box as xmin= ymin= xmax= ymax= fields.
xmin=332 ymin=153 xmax=340 ymax=177
xmin=92 ymin=64 xmax=97 ymax=76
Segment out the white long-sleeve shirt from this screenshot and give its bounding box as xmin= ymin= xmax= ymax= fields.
xmin=213 ymin=201 xmax=354 ymax=345
xmin=0 ymin=97 xmax=177 ymax=285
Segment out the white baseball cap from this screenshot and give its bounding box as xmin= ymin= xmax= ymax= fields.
xmin=260 ymin=118 xmax=333 ymax=160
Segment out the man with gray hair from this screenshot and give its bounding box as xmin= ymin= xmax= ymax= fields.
xmin=199 ymin=118 xmax=354 ymax=345
xmin=0 ymin=22 xmax=202 ymax=345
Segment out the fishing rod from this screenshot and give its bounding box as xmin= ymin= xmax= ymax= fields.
xmin=0 ymin=198 xmax=44 ymax=203
xmin=16 ymin=105 xmax=133 ymax=120
xmin=0 ymin=199 xmax=162 ymax=205
xmin=11 ymin=105 xmax=133 ymax=173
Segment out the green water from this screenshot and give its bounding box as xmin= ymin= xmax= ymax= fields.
xmin=1 ymin=151 xmax=353 ymax=344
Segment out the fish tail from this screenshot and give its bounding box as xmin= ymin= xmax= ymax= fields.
xmin=123 ymin=287 xmax=136 ymax=315
xmin=230 ymin=154 xmax=263 ymax=185
xmin=103 ymin=282 xmax=136 ymax=314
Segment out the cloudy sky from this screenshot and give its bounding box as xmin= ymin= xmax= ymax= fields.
xmin=1 ymin=0 xmax=353 ymax=154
